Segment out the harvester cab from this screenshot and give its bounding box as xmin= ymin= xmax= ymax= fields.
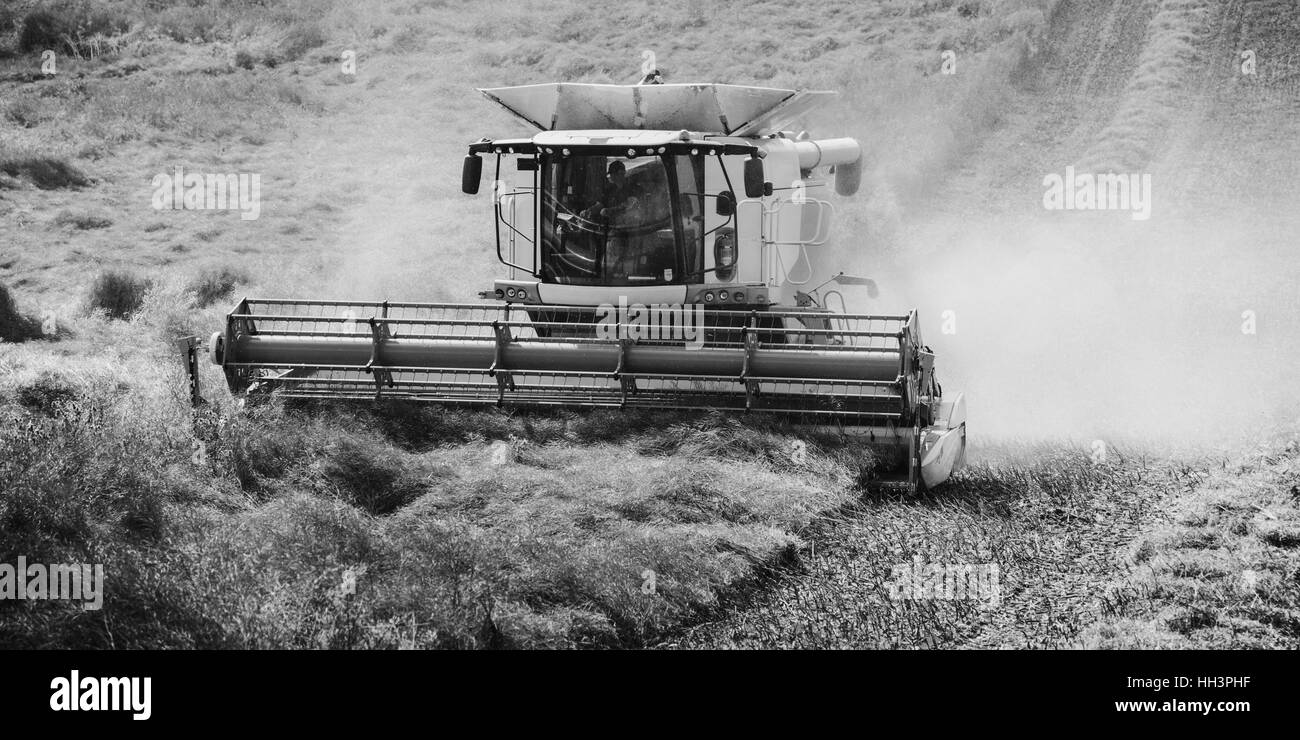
xmin=202 ymin=81 xmax=967 ymax=490
xmin=463 ymin=83 xmax=863 ymax=315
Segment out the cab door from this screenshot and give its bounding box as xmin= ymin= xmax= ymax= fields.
xmin=703 ymin=154 xmax=763 ymax=285
xmin=496 ymin=154 xmax=538 ymax=277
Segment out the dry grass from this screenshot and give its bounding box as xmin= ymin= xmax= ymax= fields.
xmin=16 ymin=1 xmax=132 ymax=57
xmin=52 ymin=208 xmax=112 ymax=229
xmin=187 ymin=265 xmax=247 ymax=308
xmin=87 ymin=269 xmax=151 ymax=319
xmin=0 ymin=283 xmax=44 ymax=342
xmin=1077 ymin=0 xmax=1214 ymax=172
xmin=0 ymin=152 xmax=90 ymax=189
xmin=1082 ymin=433 xmax=1300 ymax=649
xmin=0 ymin=323 xmax=871 ymax=646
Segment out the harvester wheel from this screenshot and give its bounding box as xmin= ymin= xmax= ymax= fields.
xmin=208 ymin=332 xmax=224 ymax=366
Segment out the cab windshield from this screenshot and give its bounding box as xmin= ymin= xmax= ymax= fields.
xmin=540 ymin=154 xmax=704 ymax=285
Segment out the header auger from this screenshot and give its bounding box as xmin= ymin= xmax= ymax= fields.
xmin=202 ymin=79 xmax=966 ymax=490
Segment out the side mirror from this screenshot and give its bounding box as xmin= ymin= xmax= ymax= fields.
xmin=461 ymin=155 xmax=482 ymax=195
xmin=743 ymin=157 xmax=765 ymax=199
xmin=714 ymin=190 xmax=734 ymax=216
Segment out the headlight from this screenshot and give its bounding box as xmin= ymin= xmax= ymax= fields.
xmin=719 ymin=290 xmax=729 ymax=302
xmin=703 ymin=292 xmax=714 ymax=302
xmin=733 ymin=291 xmax=745 ymax=303
xmin=506 ymin=288 xmax=517 ymax=298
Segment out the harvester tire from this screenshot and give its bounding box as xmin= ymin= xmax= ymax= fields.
xmin=208 ymin=332 xmax=224 ymax=366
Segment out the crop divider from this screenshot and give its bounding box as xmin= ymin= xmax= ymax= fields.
xmin=612 ymin=333 xmax=637 ymax=406
xmin=487 ymin=321 xmax=517 ymax=403
xmin=363 ymin=317 xmax=395 ymax=400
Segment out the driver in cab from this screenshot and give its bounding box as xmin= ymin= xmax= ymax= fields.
xmin=582 ymin=161 xmax=640 ymax=224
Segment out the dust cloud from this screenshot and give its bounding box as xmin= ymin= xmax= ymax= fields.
xmin=818 ymin=0 xmax=1300 ymax=449
xmin=866 ymin=213 xmax=1299 ymax=448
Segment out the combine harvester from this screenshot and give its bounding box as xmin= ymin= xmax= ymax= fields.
xmin=199 ymin=80 xmax=966 ymax=489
